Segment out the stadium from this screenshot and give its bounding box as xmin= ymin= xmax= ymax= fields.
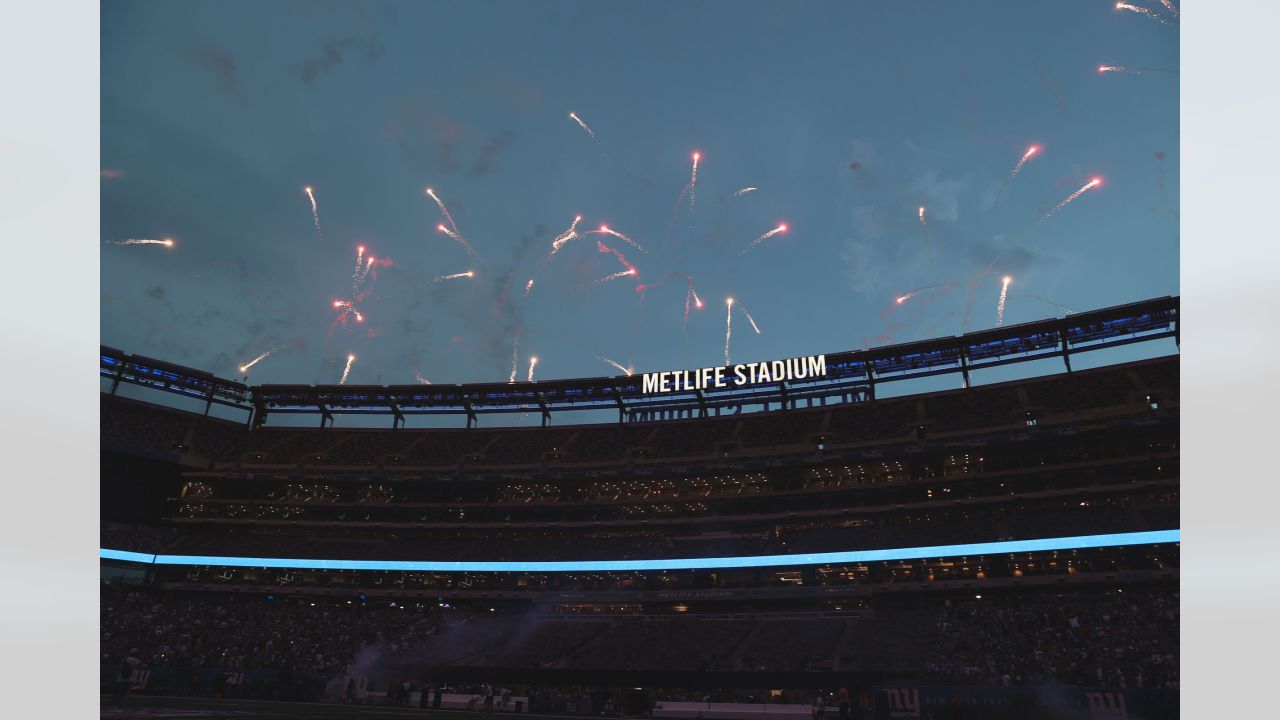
xmin=101 ymin=297 xmax=1179 ymax=719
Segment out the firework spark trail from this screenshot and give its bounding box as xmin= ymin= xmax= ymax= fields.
xmin=1042 ymin=178 xmax=1102 ymax=222
xmin=331 ymin=299 xmax=365 ymax=324
xmin=596 ymin=225 xmax=648 ymax=253
xmin=568 ymin=112 xmax=595 ymax=139
xmin=352 ymin=246 xmax=367 ymax=291
xmin=999 ymin=146 xmax=1040 ymax=199
xmin=734 ymin=187 xmax=757 ymax=197
xmin=547 ymin=215 xmax=583 ymax=262
xmin=683 ymin=276 xmax=704 ymax=328
xmin=688 ymin=152 xmax=701 ymax=211
xmin=415 ymin=370 xmax=431 ymax=385
xmin=738 ymin=304 xmax=761 ymax=334
xmin=339 ymin=354 xmax=356 ymax=385
xmin=304 ymin=186 xmax=322 ymax=239
xmin=356 ymin=255 xmax=376 ymax=287
xmin=437 ymin=224 xmax=478 ymax=256
xmin=1115 ymin=1 xmax=1174 ymax=24
xmin=593 ymin=269 xmax=636 ymax=286
xmin=996 ymin=276 xmax=1012 ymax=326
xmin=425 ymin=187 xmax=459 ymax=234
xmin=524 ymin=279 xmax=535 ymax=296
xmin=239 ymin=346 xmax=284 ymax=375
xmin=724 ymin=297 xmax=734 ymax=365
xmin=595 ymin=355 xmax=632 ymax=376
xmin=1158 ymin=0 xmax=1179 ymax=18
xmin=433 ymin=271 xmax=474 ymax=282
xmin=109 ymin=238 xmax=175 ymax=247
xmin=527 ymin=356 xmax=538 ymax=382
xmin=595 ymin=240 xmax=636 ymax=274
xmin=739 ymin=224 xmax=789 ymax=255
xmin=509 ymin=339 xmax=520 ymax=383
xmin=895 ymin=284 xmax=942 ymax=305
xmin=1098 ymin=65 xmax=1178 ymax=75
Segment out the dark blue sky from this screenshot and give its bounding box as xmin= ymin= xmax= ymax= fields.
xmin=101 ymin=0 xmax=1178 ymax=388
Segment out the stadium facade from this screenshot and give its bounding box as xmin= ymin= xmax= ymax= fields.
xmin=101 ymin=297 xmax=1179 ymax=718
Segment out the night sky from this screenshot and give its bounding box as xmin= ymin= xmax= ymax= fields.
xmin=101 ymin=1 xmax=1179 ymax=390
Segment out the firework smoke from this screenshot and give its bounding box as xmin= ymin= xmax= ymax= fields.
xmin=568 ymin=112 xmax=595 ymax=139
xmin=109 ymin=238 xmax=175 ymax=247
xmin=304 ymin=186 xmax=322 ymax=239
xmin=996 ymin=276 xmax=1012 ymax=326
xmin=437 ymin=224 xmax=478 ymax=256
xmin=738 ymin=304 xmax=762 ymax=335
xmin=238 ymin=346 xmax=284 ymax=375
xmin=739 ymin=224 xmax=788 ymax=255
xmin=433 ymin=271 xmax=474 ymax=282
xmin=339 ymin=354 xmax=356 ymax=385
xmin=527 ymin=356 xmax=538 ymax=382
xmin=1042 ymin=178 xmax=1102 ymax=222
xmin=425 ymin=187 xmax=459 ymax=234
xmin=596 ymin=225 xmax=648 ymax=254
xmin=595 ymin=355 xmax=632 ymax=376
xmin=733 ymin=187 xmax=757 ymax=197
xmin=724 ymin=297 xmax=734 ymax=365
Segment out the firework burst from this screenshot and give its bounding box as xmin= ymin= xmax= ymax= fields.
xmin=1098 ymin=64 xmax=1177 ymax=75
xmin=596 ymin=224 xmax=648 ymax=254
xmin=425 ymin=187 xmax=460 ymax=234
xmin=595 ymin=355 xmax=633 ymax=376
xmin=109 ymin=238 xmax=175 ymax=247
xmin=547 ymin=215 xmax=583 ymax=262
xmin=737 ymin=304 xmax=762 ymax=335
xmin=527 ymin=356 xmax=538 ymax=382
xmin=593 ymin=268 xmax=637 ymax=286
xmin=999 ymin=146 xmax=1040 ymax=197
xmin=304 ymin=186 xmax=322 ymax=239
xmin=339 ymin=354 xmax=356 ymax=385
xmin=739 ymin=224 xmax=788 ymax=255
xmin=437 ymin=224 xmax=478 ymax=256
xmin=1042 ymin=178 xmax=1102 ymax=222
xmin=433 ymin=271 xmax=474 ymax=282
xmin=568 ymin=112 xmax=595 ymax=139
xmin=996 ymin=276 xmax=1012 ymax=326
xmin=238 ymin=346 xmax=284 ymax=375
xmin=1115 ymin=1 xmax=1174 ymax=25
xmin=688 ymin=152 xmax=700 ymax=211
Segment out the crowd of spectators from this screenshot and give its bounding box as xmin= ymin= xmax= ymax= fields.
xmin=920 ymin=589 xmax=1179 ymax=688
xmin=102 ymin=583 xmax=1178 ymax=691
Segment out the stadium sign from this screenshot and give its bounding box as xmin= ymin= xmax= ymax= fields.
xmin=641 ymin=354 xmax=827 ymax=394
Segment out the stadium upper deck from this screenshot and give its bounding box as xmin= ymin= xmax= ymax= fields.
xmin=101 ymin=296 xmax=1177 ymax=429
